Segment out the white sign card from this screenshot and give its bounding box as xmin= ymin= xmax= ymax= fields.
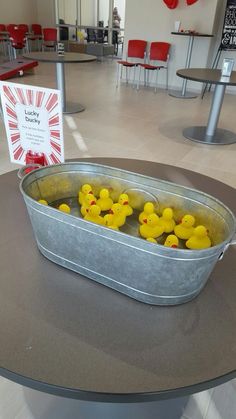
xmin=0 ymin=81 xmax=64 ymax=165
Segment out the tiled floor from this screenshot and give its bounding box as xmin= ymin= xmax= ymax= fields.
xmin=0 ymin=57 xmax=235 ymax=418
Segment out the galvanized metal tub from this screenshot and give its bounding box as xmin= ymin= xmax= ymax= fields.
xmin=20 ymin=162 xmax=236 ymax=305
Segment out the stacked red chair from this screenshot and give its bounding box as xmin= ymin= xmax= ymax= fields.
xmin=42 ymin=28 xmax=57 ymax=51
xmin=8 ymin=27 xmax=27 ymax=59
xmin=31 ymin=24 xmax=43 ymax=50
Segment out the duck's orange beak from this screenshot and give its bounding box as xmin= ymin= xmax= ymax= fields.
xmin=110 ymin=209 xmax=114 ymax=214
xmin=91 ymin=201 xmax=96 ymax=205
xmin=88 ymin=191 xmax=93 ymax=194
xmin=143 ymin=219 xmax=147 ymax=224
xmin=123 ymin=201 xmax=128 ymax=205
xmin=171 ymin=244 xmax=177 ymax=248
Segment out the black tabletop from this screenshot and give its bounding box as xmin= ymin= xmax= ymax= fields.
xmin=177 ymin=68 xmax=236 ymax=86
xmin=171 ymin=32 xmax=213 ymax=37
xmin=0 ymin=158 xmax=236 ymax=402
xmin=23 ymin=51 xmax=97 ymax=63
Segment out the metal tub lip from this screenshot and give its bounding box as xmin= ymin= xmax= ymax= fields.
xmin=20 ymin=161 xmax=236 ymax=257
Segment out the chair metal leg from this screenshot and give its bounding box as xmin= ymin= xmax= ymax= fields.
xmin=166 ymin=67 xmax=169 ymax=90
xmin=116 ymin=64 xmax=120 ymax=88
xmin=154 ymin=70 xmax=159 ymax=93
xmin=126 ymin=66 xmax=128 ymax=84
xmin=133 ymin=66 xmax=136 ymax=88
xmin=137 ymin=65 xmax=141 ymax=90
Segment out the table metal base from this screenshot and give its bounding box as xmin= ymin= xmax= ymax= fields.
xmin=169 ymin=90 xmax=198 ymax=99
xmin=183 ymin=126 xmax=236 ymax=145
xmin=63 ymin=102 xmax=85 ymax=114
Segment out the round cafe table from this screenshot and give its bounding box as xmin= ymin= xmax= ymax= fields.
xmin=177 ymin=68 xmax=236 ymax=145
xmin=23 ymin=52 xmax=97 ymax=114
xmin=0 ymin=158 xmax=236 ymax=405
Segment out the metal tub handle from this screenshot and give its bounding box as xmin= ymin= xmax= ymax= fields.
xmin=17 ymin=164 xmax=43 ymax=180
xmin=219 ymin=235 xmax=236 ymax=260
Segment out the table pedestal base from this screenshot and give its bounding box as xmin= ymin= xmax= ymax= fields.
xmin=183 ymin=126 xmax=236 ymax=145
xmin=63 ymin=102 xmax=85 ymax=114
xmin=169 ymin=90 xmax=198 ymax=99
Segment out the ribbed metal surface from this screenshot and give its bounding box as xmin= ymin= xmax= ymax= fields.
xmin=20 ymin=162 xmax=236 ymax=305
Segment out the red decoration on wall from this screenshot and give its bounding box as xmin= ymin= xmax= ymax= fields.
xmin=186 ymin=0 xmax=199 ymax=5
xmin=163 ymin=0 xmax=199 ymax=8
xmin=163 ymin=0 xmax=179 ymax=9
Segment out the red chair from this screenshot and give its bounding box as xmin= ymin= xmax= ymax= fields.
xmin=6 ymin=24 xmax=18 ymax=31
xmin=42 ymin=28 xmax=57 ymax=51
xmin=31 ymin=24 xmax=42 ymax=37
xmin=0 ymin=24 xmax=7 ymax=55
xmin=138 ymin=42 xmax=171 ymax=92
xmin=18 ymin=24 xmax=29 ymax=33
xmin=116 ymin=40 xmax=147 ymax=88
xmin=31 ymin=24 xmax=43 ymax=50
xmin=8 ymin=28 xmax=28 ymax=59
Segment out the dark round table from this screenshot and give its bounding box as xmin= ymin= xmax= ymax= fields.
xmin=0 ymin=158 xmax=236 ymax=403
xmin=169 ymin=32 xmax=213 ymax=99
xmin=23 ymin=52 xmax=97 ymax=114
xmin=177 ymin=68 xmax=236 ymax=145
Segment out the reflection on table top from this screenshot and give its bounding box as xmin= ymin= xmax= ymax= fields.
xmin=23 ymin=51 xmax=97 ymax=63
xmin=177 ymin=68 xmax=236 ymax=85
xmin=0 ymin=158 xmax=235 ymax=402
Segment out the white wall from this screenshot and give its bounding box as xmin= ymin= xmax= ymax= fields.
xmin=124 ymin=0 xmax=219 ymax=91
xmin=35 ymin=0 xmax=55 ymax=27
xmin=99 ymin=0 xmax=109 ymax=26
xmin=0 ymin=0 xmax=37 ymax=24
xmin=81 ymin=0 xmax=96 ymax=26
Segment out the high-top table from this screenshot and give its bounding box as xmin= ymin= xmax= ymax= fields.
xmin=0 ymin=157 xmax=236 ymax=410
xmin=23 ymin=52 xmax=96 ymax=114
xmin=169 ymin=32 xmax=213 ymax=99
xmin=177 ymin=68 xmax=236 ymax=145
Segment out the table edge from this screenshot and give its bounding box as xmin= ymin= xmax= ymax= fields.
xmin=22 ymin=52 xmax=97 ymax=63
xmin=1 ymin=367 xmax=236 ymax=402
xmin=171 ymin=32 xmax=213 ymax=37
xmin=176 ymin=68 xmax=236 ymax=86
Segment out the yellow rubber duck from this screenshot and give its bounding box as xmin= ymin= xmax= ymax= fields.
xmin=174 ymin=214 xmax=195 ymax=240
xmin=186 ymin=226 xmax=211 ymax=250
xmin=97 ymin=188 xmax=113 ymax=212
xmin=81 ymin=194 xmax=97 ymax=217
xmin=159 ymin=208 xmax=176 ymax=233
xmin=84 ymin=204 xmax=105 ymax=226
xmin=139 ymin=202 xmax=155 ymax=224
xmin=109 ymin=203 xmax=127 ymax=227
xmin=38 ymin=199 xmax=48 ymax=205
xmin=164 ymin=234 xmax=179 ymax=248
xmin=139 ymin=213 xmax=165 ymax=239
xmin=104 ymin=214 xmax=119 ymax=231
xmin=118 ymin=193 xmax=133 ymax=216
xmin=78 ymin=184 xmax=93 ymax=206
xmin=146 ymin=237 xmax=157 ymax=244
xmin=58 ymin=203 xmax=71 ymax=214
